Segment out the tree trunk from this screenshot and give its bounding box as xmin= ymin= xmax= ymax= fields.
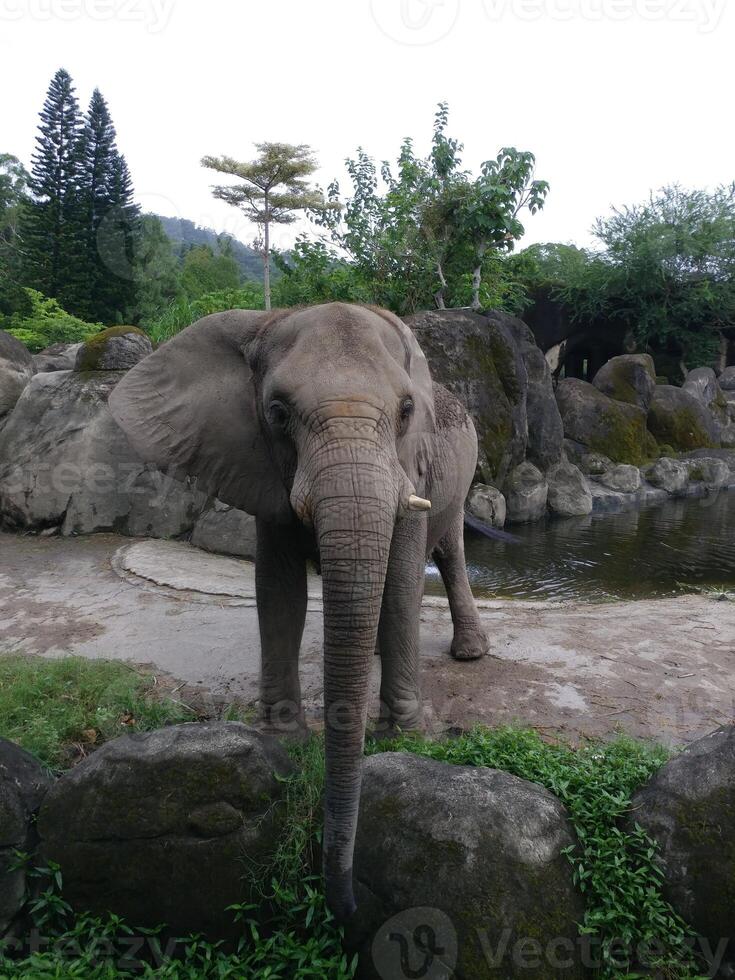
xmin=263 ymin=201 xmax=271 ymax=311
xmin=434 ymin=259 xmax=447 ymax=310
xmin=470 ymin=242 xmax=487 ymax=311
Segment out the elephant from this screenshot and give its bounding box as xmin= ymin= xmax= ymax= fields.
xmin=109 ymin=302 xmax=489 ymax=921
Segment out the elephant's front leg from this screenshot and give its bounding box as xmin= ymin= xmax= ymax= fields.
xmin=376 ymin=513 xmax=428 ymax=734
xmin=255 ymin=518 xmax=308 ymax=737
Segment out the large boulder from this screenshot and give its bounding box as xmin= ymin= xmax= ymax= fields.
xmin=546 ymin=459 xmax=592 ymax=517
xmin=648 ymin=385 xmax=720 ymax=451
xmin=352 ymin=753 xmax=585 ymax=979
xmin=721 ymin=423 xmax=735 ymax=449
xmin=191 ymin=500 xmax=258 ymax=559
xmin=466 ymin=483 xmax=506 ymax=528
xmin=683 ymin=367 xmax=729 ymax=426
xmin=38 ymin=723 xmax=292 ymax=938
xmin=631 ymin=727 xmax=735 ymax=972
xmin=32 ymin=342 xmax=83 ymax=374
xmin=720 ymin=366 xmax=735 ymax=391
xmin=504 ymin=461 xmax=548 ymax=524
xmin=0 ymin=330 xmax=34 ymax=427
xmin=556 ymin=378 xmax=652 ymax=465
xmin=592 ymin=353 xmax=656 ymax=411
xmin=406 ymin=310 xmax=528 ymax=486
xmin=497 ymin=313 xmax=564 ymax=470
xmin=0 ymin=740 xmax=53 ymax=937
xmin=644 ymin=457 xmax=689 ymax=495
xmin=0 ymin=371 xmax=208 ymax=535
xmin=74 ymin=326 xmax=153 ymax=372
xmin=599 ymin=464 xmax=641 ymax=494
xmin=685 ymin=456 xmax=730 ymax=488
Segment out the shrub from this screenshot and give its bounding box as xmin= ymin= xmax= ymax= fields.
xmin=1 ymin=288 xmax=103 ymax=352
xmin=145 ymin=284 xmax=265 ymax=344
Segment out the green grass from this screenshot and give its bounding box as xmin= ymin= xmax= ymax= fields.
xmin=0 ymin=657 xmax=707 ymax=978
xmin=0 ymin=655 xmax=195 ymax=770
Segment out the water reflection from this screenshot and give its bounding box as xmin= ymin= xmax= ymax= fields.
xmin=425 ymin=490 xmax=735 ymax=602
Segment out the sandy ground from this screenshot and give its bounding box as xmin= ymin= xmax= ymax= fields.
xmin=1 ymin=531 xmax=733 ymax=746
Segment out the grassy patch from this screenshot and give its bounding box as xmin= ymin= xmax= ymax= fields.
xmin=0 ymin=655 xmax=195 ymax=770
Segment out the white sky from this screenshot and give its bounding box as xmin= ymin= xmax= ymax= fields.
xmin=2 ymin=0 xmax=733 ymax=254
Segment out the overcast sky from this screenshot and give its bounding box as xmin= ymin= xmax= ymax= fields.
xmin=2 ymin=0 xmax=733 ymax=254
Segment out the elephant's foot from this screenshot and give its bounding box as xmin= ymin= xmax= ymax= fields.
xmin=258 ymin=702 xmax=310 ymax=743
xmin=450 ymin=627 xmax=490 ymax=661
xmin=369 ymin=696 xmax=424 ymax=741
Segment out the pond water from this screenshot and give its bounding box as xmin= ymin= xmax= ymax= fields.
xmin=425 ymin=490 xmax=735 ymax=603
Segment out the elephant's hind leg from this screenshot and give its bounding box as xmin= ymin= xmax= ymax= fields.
xmin=255 ymin=518 xmax=308 ymax=738
xmin=432 ymin=510 xmax=489 ymax=661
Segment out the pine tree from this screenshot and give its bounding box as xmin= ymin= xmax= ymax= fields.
xmin=94 ymin=149 xmax=140 ymax=322
xmin=76 ymin=90 xmax=140 ymax=323
xmin=21 ymin=68 xmax=87 ymax=310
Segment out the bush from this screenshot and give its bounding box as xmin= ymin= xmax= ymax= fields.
xmin=1 ymin=288 xmax=103 ymax=352
xmin=145 ymin=284 xmax=265 ymax=344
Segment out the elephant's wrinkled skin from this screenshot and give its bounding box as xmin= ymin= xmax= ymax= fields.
xmin=109 ymin=303 xmax=488 ymax=921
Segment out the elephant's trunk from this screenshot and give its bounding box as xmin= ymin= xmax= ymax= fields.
xmin=307 ymin=442 xmax=401 ymax=921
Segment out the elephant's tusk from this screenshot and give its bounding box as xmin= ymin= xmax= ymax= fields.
xmin=407 ymin=494 xmax=432 ymax=512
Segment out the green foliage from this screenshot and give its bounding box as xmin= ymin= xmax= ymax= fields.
xmin=145 ymin=284 xmax=265 ymax=344
xmin=316 ymin=103 xmax=548 ymax=314
xmin=523 ymin=186 xmax=735 ymax=370
xmin=0 ymin=154 xmax=30 ymax=318
xmin=179 ymin=244 xmax=242 ymax=300
xmin=127 ymin=214 xmax=182 ymax=324
xmin=0 ymin=655 xmax=192 ymax=771
xmin=1 ymin=287 xmax=102 ymax=352
xmin=367 ymin=727 xmax=703 ymax=979
xmin=271 ymin=237 xmax=371 ymax=307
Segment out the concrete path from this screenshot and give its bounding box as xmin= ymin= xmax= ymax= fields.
xmin=1 ymin=531 xmax=733 ymax=746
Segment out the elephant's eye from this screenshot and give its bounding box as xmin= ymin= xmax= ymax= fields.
xmin=267 ymin=399 xmax=291 ymax=429
xmin=399 ymin=397 xmax=414 ymax=428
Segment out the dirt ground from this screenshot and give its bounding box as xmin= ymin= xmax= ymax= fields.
xmin=1 ymin=531 xmax=733 ymax=746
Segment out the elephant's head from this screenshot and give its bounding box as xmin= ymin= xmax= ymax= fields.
xmin=109 ymin=302 xmax=435 ymax=920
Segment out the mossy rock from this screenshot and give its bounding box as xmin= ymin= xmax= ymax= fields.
xmin=405 ymin=309 xmax=528 ymax=485
xmin=74 ymin=326 xmax=152 ymax=372
xmin=647 ymin=385 xmax=719 ymax=452
xmin=630 ymin=727 xmax=735 ymax=969
xmin=353 ymin=753 xmax=586 ymax=979
xmin=592 ymin=353 xmax=656 ymax=411
xmin=556 ymin=378 xmax=650 ymax=465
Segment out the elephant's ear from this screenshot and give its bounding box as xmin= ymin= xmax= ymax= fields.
xmin=109 ymin=310 xmax=291 ymax=522
xmin=389 ymin=312 xmax=436 ymax=487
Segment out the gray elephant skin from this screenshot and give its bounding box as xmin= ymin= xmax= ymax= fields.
xmin=109 ymin=302 xmax=488 ymax=922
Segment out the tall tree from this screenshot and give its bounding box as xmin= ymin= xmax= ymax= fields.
xmin=93 ymin=149 xmax=140 ymax=322
xmin=21 ymin=68 xmax=86 ymax=310
xmin=0 ymin=154 xmax=31 ymax=317
xmin=201 ymin=143 xmax=334 ymax=309
xmin=79 ymin=90 xmax=140 ymax=322
xmin=317 ymin=103 xmax=549 ymax=314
